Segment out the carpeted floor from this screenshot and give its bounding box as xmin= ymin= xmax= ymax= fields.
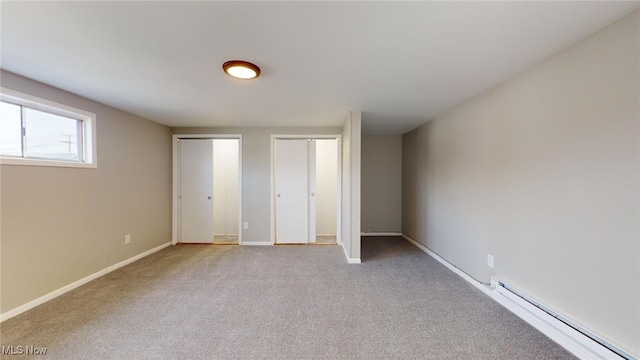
xmin=213 ymin=234 xmax=239 ymax=244
xmin=0 ymin=237 xmax=576 ymax=359
xmin=316 ymin=235 xmax=337 ymax=244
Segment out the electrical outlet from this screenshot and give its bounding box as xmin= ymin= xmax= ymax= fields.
xmin=125 ymin=234 xmax=131 ymax=244
xmin=243 ymin=222 xmax=249 ymax=230
xmin=487 ymin=254 xmax=494 ymax=268
xmin=490 ymin=277 xmax=499 ymax=289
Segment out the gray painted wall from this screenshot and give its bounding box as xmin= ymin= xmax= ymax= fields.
xmin=361 ymin=135 xmax=402 ymax=233
xmin=1 ymin=70 xmax=172 ymax=313
xmin=402 ymin=10 xmax=639 ymax=355
xmin=340 ymin=111 xmax=362 ymax=261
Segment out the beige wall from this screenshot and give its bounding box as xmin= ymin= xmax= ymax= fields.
xmin=213 ymin=139 xmax=239 ymax=235
xmin=0 ymin=71 xmax=172 ymax=313
xmin=402 ymin=10 xmax=639 ymax=355
xmin=315 ymin=139 xmax=338 ymax=236
xmin=171 ymin=127 xmax=342 ymax=244
xmin=361 ymin=135 xmax=402 ymax=233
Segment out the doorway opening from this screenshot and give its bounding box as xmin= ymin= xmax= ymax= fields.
xmin=314 ymin=139 xmax=338 ymax=245
xmin=172 ymin=135 xmax=242 ymax=245
xmin=212 ymin=139 xmax=240 ymax=244
xmin=271 ymin=135 xmax=341 ymax=245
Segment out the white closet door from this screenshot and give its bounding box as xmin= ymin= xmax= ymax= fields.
xmin=179 ymin=139 xmax=213 ymax=243
xmin=275 ymin=139 xmax=309 ymax=244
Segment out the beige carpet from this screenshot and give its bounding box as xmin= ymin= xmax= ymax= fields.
xmin=316 ymin=235 xmax=337 ymax=244
xmin=0 ymin=237 xmax=575 ymax=359
xmin=213 ymin=234 xmax=239 ymax=244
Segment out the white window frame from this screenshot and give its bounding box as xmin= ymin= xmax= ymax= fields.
xmin=0 ymin=88 xmax=97 ymax=168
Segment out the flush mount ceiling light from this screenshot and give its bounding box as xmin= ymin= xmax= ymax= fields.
xmin=223 ymin=60 xmax=261 ymax=80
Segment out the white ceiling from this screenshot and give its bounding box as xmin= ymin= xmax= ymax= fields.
xmin=1 ymin=1 xmax=638 ymax=135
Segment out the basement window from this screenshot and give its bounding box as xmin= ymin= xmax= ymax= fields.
xmin=0 ymin=88 xmax=96 ymax=168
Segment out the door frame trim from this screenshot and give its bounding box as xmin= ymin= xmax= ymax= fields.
xmin=172 ymin=134 xmax=243 ymax=245
xmin=270 ymin=134 xmax=342 ymax=245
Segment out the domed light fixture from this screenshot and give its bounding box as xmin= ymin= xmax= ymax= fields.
xmin=223 ymin=60 xmax=261 ymax=80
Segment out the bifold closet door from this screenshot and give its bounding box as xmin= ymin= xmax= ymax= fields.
xmin=179 ymin=139 xmax=214 ymax=243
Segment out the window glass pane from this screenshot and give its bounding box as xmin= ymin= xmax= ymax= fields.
xmin=0 ymin=101 xmax=23 ymax=156
xmin=25 ymin=108 xmax=80 ymax=161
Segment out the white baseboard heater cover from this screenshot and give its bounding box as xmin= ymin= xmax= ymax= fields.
xmin=494 ymin=280 xmax=635 ymax=360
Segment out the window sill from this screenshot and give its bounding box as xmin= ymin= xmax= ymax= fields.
xmin=0 ymin=157 xmax=97 ymax=168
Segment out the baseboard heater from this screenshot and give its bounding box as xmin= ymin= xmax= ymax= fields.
xmin=494 ymin=280 xmax=635 ymax=360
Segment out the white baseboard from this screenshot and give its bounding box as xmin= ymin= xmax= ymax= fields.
xmin=362 ymin=232 xmax=402 ymax=237
xmin=341 ymin=242 xmax=361 ymax=264
xmin=401 ymin=234 xmax=632 ymax=360
xmin=242 ymin=241 xmax=273 ymax=246
xmin=0 ymin=242 xmax=171 ymax=322
xmin=401 ymin=234 xmax=493 ymax=297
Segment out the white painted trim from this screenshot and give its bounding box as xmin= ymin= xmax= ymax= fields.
xmin=237 ymin=136 xmax=244 ymax=245
xmin=335 ymin=135 xmax=343 ymax=245
xmin=0 ymin=156 xmax=96 ymax=168
xmin=270 ymin=136 xmax=275 ymax=245
xmin=308 ymin=140 xmax=317 ymax=243
xmin=341 ymin=241 xmax=361 ymax=264
xmin=0 ymin=87 xmax=97 ymax=168
xmin=270 ymin=134 xmax=342 ymax=246
xmin=172 ymin=134 xmax=243 ymax=245
xmin=361 ymin=232 xmax=402 ymax=237
xmin=242 ymin=241 xmax=273 ymax=246
xmin=401 ymin=234 xmax=630 ymax=360
xmin=172 ymin=137 xmax=179 ymax=245
xmin=0 ymin=242 xmax=170 ymax=322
